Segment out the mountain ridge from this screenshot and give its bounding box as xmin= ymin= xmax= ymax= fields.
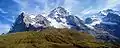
xmin=85 ymin=9 xmax=120 ymax=39
xmin=9 ymin=7 xmax=119 ymax=42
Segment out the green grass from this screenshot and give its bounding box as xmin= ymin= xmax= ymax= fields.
xmin=0 ymin=28 xmax=118 ymax=48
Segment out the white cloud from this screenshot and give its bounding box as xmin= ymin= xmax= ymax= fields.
xmin=0 ymin=24 xmax=10 ymax=34
xmin=12 ymin=0 xmax=50 ymax=14
xmin=80 ymin=7 xmax=99 ymax=15
xmin=102 ymin=0 xmax=120 ymax=10
xmin=1 ymin=15 xmax=14 ymax=23
xmin=0 ymin=8 xmax=8 ymax=14
xmin=12 ymin=0 xmax=120 ymax=15
xmin=63 ymin=0 xmax=79 ymax=11
xmin=107 ymin=0 xmax=119 ymax=7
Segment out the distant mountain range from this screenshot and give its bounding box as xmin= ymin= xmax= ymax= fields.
xmin=85 ymin=9 xmax=120 ymax=39
xmin=9 ymin=7 xmax=120 ymax=42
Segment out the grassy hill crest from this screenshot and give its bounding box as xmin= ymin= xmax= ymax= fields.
xmin=0 ymin=28 xmax=118 ymax=48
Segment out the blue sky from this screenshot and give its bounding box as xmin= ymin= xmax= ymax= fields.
xmin=0 ymin=0 xmax=120 ymax=34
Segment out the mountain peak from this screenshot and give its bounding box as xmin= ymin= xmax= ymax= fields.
xmin=9 ymin=12 xmax=27 ymax=33
xmin=48 ymin=6 xmax=69 ymax=18
xmin=106 ymin=9 xmax=113 ymax=12
xmin=56 ymin=6 xmax=64 ymax=10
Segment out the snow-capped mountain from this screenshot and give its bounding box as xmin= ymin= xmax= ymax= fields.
xmin=9 ymin=7 xmax=119 ymax=42
xmin=85 ymin=9 xmax=120 ymax=38
xmin=47 ymin=7 xmax=88 ymax=31
xmin=9 ymin=7 xmax=89 ymax=32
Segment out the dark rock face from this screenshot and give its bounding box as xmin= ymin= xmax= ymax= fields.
xmin=85 ymin=17 xmax=93 ymax=24
xmin=95 ymin=13 xmax=120 ymax=38
xmin=27 ymin=24 xmax=46 ymax=31
xmin=66 ymin=15 xmax=88 ymax=31
xmin=103 ymin=13 xmax=120 ymax=23
xmin=9 ymin=13 xmax=28 ymax=33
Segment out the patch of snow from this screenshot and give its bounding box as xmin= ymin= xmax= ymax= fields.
xmin=54 ymin=15 xmax=58 ymax=18
xmin=90 ymin=20 xmax=102 ymax=26
xmin=101 ymin=11 xmax=107 ymax=15
xmin=47 ymin=17 xmax=70 ymax=28
xmin=102 ymin=22 xmax=118 ymax=25
xmin=85 ymin=24 xmax=94 ymax=29
xmin=33 ymin=23 xmax=43 ymax=28
xmin=30 ymin=15 xmax=36 ymax=19
xmin=31 ymin=22 xmax=36 ymax=25
xmin=60 ymin=18 xmax=66 ymax=23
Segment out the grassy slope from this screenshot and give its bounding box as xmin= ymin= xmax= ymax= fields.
xmin=0 ymin=28 xmax=117 ymax=48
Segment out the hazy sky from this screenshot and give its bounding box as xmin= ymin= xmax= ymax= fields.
xmin=0 ymin=0 xmax=120 ymax=34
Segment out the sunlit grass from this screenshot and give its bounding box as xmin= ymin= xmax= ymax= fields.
xmin=0 ymin=28 xmax=118 ymax=48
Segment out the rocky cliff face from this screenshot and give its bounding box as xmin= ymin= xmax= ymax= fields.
xmin=9 ymin=13 xmax=28 ymax=33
